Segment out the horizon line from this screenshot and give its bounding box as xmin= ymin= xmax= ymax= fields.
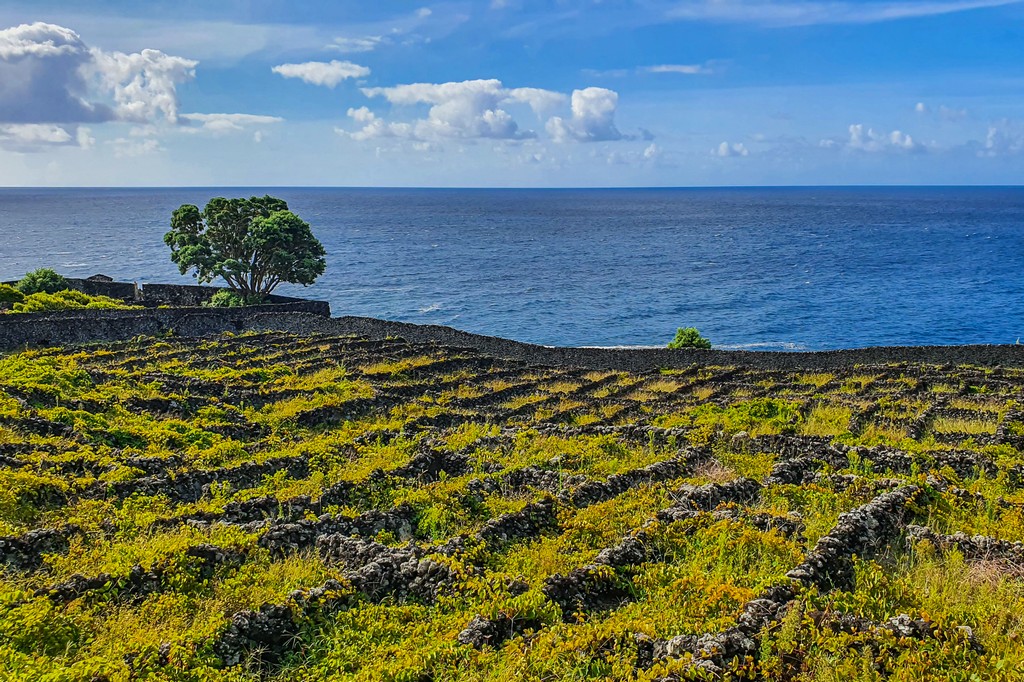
xmin=1 ymin=184 xmax=1023 ymax=191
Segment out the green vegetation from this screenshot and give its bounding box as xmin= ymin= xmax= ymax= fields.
xmin=0 ymin=285 xmax=24 ymax=308
xmin=7 ymin=290 xmax=139 ymax=314
xmin=206 ymin=290 xmax=264 ymax=308
xmin=14 ymin=268 xmax=68 ymax=295
xmin=0 ymin=334 xmax=1021 ymax=680
xmin=164 ymin=195 xmax=327 ymax=301
xmin=667 ymin=327 xmax=712 ymax=349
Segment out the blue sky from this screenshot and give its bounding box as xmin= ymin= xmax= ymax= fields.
xmin=0 ymin=0 xmax=1022 ymax=186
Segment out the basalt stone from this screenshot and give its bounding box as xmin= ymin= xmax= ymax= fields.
xmin=317 ymin=536 xmax=454 ymax=603
xmin=457 ymin=613 xmax=545 ymax=649
xmin=259 ymin=504 xmax=416 ymax=556
xmin=543 ymin=534 xmax=649 ymax=618
xmin=786 ymin=485 xmax=922 ymax=592
xmin=0 ymin=526 xmax=78 ymax=572
xmin=392 ymin=447 xmax=470 ymax=483
xmin=466 ymin=466 xmax=589 ymax=499
xmin=36 ymin=543 xmax=243 ymax=606
xmin=764 ymin=447 xmax=849 ymax=485
xmin=907 ymin=525 xmax=1024 ymax=566
xmin=213 ymin=603 xmax=301 ymax=668
xmin=648 ymin=487 xmax=924 ymax=677
xmin=657 ymin=478 xmax=763 ymax=523
xmin=82 ymin=455 xmax=310 ymax=504
xmin=477 ymin=499 xmax=558 ymax=547
xmin=710 ymin=508 xmax=805 ymax=540
xmin=564 ymin=452 xmax=709 ymax=509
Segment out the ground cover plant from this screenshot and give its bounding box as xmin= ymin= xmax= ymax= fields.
xmin=0 ymin=332 xmax=1023 ymax=680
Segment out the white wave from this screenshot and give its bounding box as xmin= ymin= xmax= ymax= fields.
xmin=715 ymin=341 xmax=809 ymax=351
xmin=418 ymin=303 xmax=442 ymax=314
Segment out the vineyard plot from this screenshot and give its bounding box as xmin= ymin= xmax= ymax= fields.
xmin=0 ymin=334 xmax=1023 ymax=680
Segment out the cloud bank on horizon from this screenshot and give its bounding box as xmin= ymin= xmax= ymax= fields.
xmin=0 ymin=0 xmax=1021 ymax=186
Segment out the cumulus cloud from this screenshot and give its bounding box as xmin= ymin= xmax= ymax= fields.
xmin=0 ymin=21 xmax=197 ymax=133
xmin=546 ymin=87 xmax=623 ymax=143
xmin=981 ymin=120 xmax=1024 ymax=156
xmin=845 ymin=124 xmax=921 ymax=152
xmin=355 ymin=79 xmax=565 ymax=141
xmin=0 ymin=22 xmax=110 ymax=124
xmin=180 ymin=112 xmax=284 ymax=135
xmin=272 ymin=60 xmax=370 ymax=87
xmin=91 ymin=49 xmax=198 ymax=124
xmin=714 ymin=141 xmax=749 ymax=157
xmin=343 ymin=79 xmax=634 ymax=148
xmin=0 ymin=123 xmax=77 ymax=151
xmin=346 ymin=106 xmax=377 ymax=124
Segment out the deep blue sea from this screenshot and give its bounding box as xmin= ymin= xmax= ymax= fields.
xmin=1 ymin=187 xmax=1022 ymax=350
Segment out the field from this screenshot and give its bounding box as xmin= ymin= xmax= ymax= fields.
xmin=1 ymin=331 xmax=1024 ymax=681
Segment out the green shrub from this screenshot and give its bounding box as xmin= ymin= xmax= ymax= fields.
xmin=205 ymin=290 xmax=264 ymax=307
xmin=15 ymin=268 xmax=68 ymax=295
xmin=0 ymin=284 xmax=24 ymax=305
xmin=11 ymin=291 xmax=135 ymax=313
xmin=667 ymin=327 xmax=712 ymax=349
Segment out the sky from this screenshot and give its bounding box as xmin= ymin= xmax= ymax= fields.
xmin=0 ymin=0 xmax=1022 ymax=186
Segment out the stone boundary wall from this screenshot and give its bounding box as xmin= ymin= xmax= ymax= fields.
xmin=1 ymin=277 xmax=320 ymax=308
xmin=253 ymin=314 xmax=1024 ymax=371
xmin=0 ymin=306 xmax=327 ymax=352
xmin=3 ymin=308 xmax=1024 ymax=370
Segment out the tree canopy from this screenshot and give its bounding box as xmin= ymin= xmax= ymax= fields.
xmin=164 ymin=195 xmax=326 ymax=300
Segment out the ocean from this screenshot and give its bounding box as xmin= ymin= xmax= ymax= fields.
xmin=1 ymin=186 xmax=1022 ymax=350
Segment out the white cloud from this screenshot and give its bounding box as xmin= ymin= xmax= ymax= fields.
xmin=329 ymin=36 xmax=384 ymax=53
xmin=714 ymin=141 xmax=749 ymax=157
xmin=547 ymin=87 xmax=623 ymax=143
xmin=505 ymin=87 xmax=568 ymax=116
xmin=357 ymin=79 xmax=563 ymax=141
xmin=110 ymin=136 xmax=163 ymax=157
xmin=346 ymin=80 xmax=634 ymax=148
xmin=0 ymin=21 xmax=83 ymax=59
xmin=76 ymin=126 xmax=95 ymax=149
xmin=643 ymin=143 xmax=661 ymax=159
xmin=981 ymin=120 xmax=1024 ymax=156
xmin=180 ymin=112 xmax=284 ymax=135
xmin=91 ymin=49 xmax=197 ymax=124
xmin=0 ymin=22 xmax=197 ymax=133
xmin=823 ymin=123 xmax=923 ymax=152
xmin=417 ymin=8 xmax=434 ymax=18
xmin=272 ymin=60 xmax=370 ymax=87
xmin=665 ymin=0 xmax=1024 ymax=27
xmin=643 ymin=63 xmax=712 ymax=74
xmin=0 ymin=123 xmax=77 ymax=151
xmin=346 ymin=106 xmax=377 ymax=123
xmin=915 ymin=101 xmax=968 ymax=121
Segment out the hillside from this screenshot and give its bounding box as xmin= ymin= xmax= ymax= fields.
xmin=1 ymin=331 xmax=1022 ymax=681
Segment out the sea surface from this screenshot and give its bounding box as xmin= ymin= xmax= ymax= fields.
xmin=1 ymin=187 xmax=1022 ymax=350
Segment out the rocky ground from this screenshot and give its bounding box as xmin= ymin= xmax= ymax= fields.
xmin=0 ymin=331 xmax=1022 ymax=680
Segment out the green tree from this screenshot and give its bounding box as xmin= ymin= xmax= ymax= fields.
xmin=164 ymin=195 xmax=327 ymax=300
xmin=667 ymin=327 xmax=712 ymax=349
